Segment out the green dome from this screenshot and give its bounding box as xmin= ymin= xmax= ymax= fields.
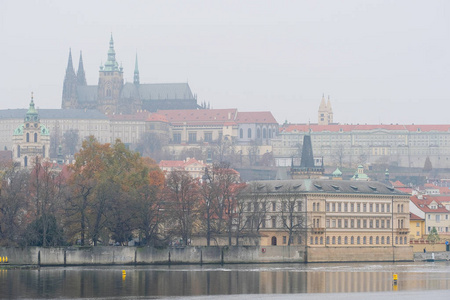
xmin=13 ymin=124 xmax=24 ymax=135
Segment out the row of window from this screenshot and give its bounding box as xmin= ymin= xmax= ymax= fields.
xmin=316 ymin=202 xmax=399 ymax=213
xmin=248 ymin=201 xmax=304 ymax=213
xmin=310 ymin=235 xmax=408 ymax=245
xmin=324 ymin=218 xmax=396 ymax=229
xmin=172 ymin=132 xmax=218 ymax=144
xmin=239 ymin=127 xmax=275 ymax=139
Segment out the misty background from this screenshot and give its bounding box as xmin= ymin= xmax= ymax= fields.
xmin=0 ymin=0 xmax=449 ymax=124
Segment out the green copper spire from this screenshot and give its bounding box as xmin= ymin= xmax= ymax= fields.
xmin=25 ymin=92 xmax=39 ymax=122
xmin=133 ymin=52 xmax=140 ymax=85
xmin=102 ymin=33 xmax=120 ymax=72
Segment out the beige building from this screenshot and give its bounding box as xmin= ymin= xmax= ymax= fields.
xmin=241 ymin=179 xmax=412 ymax=260
xmin=12 ymin=97 xmax=50 ymax=168
xmin=410 ymin=195 xmax=450 ymax=237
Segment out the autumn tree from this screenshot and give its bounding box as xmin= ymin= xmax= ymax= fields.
xmin=164 ymin=170 xmax=200 ymax=245
xmin=0 ymin=164 xmax=30 ymax=246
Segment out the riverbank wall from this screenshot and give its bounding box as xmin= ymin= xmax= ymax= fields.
xmin=0 ymin=245 xmax=414 ymax=266
xmin=414 ymin=251 xmax=450 ymax=261
xmin=0 ymin=246 xmax=306 ymax=266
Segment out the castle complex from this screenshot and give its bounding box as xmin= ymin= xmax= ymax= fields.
xmin=62 ymin=35 xmax=199 ymax=115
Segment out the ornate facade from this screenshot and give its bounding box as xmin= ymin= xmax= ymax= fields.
xmin=12 ymin=96 xmax=50 ymax=168
xmin=62 ymin=35 xmax=199 ymax=114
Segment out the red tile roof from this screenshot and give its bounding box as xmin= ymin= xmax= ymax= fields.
xmin=281 ymin=124 xmax=450 ymax=133
xmin=410 ymin=213 xmax=424 ymax=221
xmin=147 ymin=113 xmax=168 ymax=123
xmin=392 ymin=180 xmax=406 ymax=188
xmin=235 ymin=111 xmax=278 ymax=124
xmin=410 ymin=195 xmax=450 ymax=213
xmin=159 ymin=160 xmax=185 ymax=168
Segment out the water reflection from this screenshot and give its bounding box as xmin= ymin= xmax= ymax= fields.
xmin=1 ymin=262 xmax=450 ymax=298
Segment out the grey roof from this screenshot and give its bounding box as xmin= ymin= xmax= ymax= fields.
xmin=245 ymin=179 xmax=408 ymax=196
xmin=137 ymin=83 xmax=194 ymax=100
xmin=0 ymin=109 xmax=108 ymax=120
xmin=77 ymin=85 xmax=98 ymax=103
xmin=120 ymin=82 xmax=139 ymax=98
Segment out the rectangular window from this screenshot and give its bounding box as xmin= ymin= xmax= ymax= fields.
xmin=261 ymin=219 xmax=266 ymax=228
xmin=204 ymin=132 xmax=212 ymax=142
xmin=416 ymin=222 xmax=420 ymax=227
xmin=363 ymin=220 xmax=367 ymax=228
xmin=332 ymin=219 xmax=336 ymax=228
xmin=338 ymin=219 xmax=342 ymax=228
xmin=326 ymin=203 xmax=330 ymax=212
xmin=357 ymin=219 xmax=361 ymax=228
xmin=298 ymin=201 xmax=302 ymax=211
xmin=416 ymin=231 xmax=420 ymax=236
xmin=387 ymin=204 xmax=390 ymax=212
xmin=326 ymin=219 xmax=330 ymax=228
xmin=350 ymin=219 xmax=354 ymax=228
xmin=188 ymin=132 xmax=197 ymax=143
xmin=350 ymin=203 xmax=354 ymax=212
xmin=272 ymin=217 xmax=276 ymax=228
xmin=173 ymin=133 xmax=181 ymax=144
xmin=363 ymin=204 xmax=366 ymax=212
xmin=344 ymin=219 xmax=348 ymax=228
xmin=381 ymin=204 xmax=385 ymax=212
xmin=436 ymin=215 xmax=441 ymax=222
xmin=272 ymin=202 xmax=276 ymax=211
xmin=376 ymin=220 xmax=379 ymax=228
xmin=358 ymin=204 xmax=361 ymax=212
xmin=338 ymin=203 xmax=341 ymax=212
xmin=370 ymin=204 xmax=373 ymax=212
xmin=283 ymin=236 xmax=287 ymax=244
xmin=344 ymin=203 xmax=348 ymax=212
xmin=376 ymin=204 xmax=379 ymax=212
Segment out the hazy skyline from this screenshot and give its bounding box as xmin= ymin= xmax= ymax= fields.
xmin=1 ymin=0 xmax=449 ymax=125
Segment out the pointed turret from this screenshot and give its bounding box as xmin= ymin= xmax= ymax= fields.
xmin=62 ymin=48 xmax=78 ymax=109
xmin=318 ymin=94 xmax=329 ymax=125
xmin=26 ymin=92 xmax=39 ymax=121
xmin=103 ymin=33 xmax=120 ymax=72
xmin=77 ymin=51 xmax=87 ymax=86
xmin=319 ymin=94 xmax=327 ymax=110
xmin=133 ymin=53 xmax=140 ymax=85
xmin=327 ymin=95 xmax=333 ymax=124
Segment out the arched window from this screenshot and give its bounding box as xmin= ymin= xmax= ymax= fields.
xmin=248 ymin=128 xmax=252 ymax=139
xmin=344 ymin=236 xmax=348 ymax=244
xmin=34 ymin=133 xmax=37 ymax=142
xmin=269 ymin=128 xmax=272 ymax=138
xmin=24 ymin=156 xmax=28 ymax=167
xmin=387 ymin=236 xmax=390 ymax=244
xmin=351 ymin=236 xmax=354 ymax=244
xmin=320 ymin=237 xmax=323 ymax=245
xmin=370 ymin=237 xmax=373 ymax=244
xmin=257 ymin=128 xmax=261 ymax=139
xmin=17 ymin=145 xmax=21 ymax=158
xmin=404 ymin=237 xmax=407 ymax=244
xmin=315 ymin=237 xmax=318 ymax=244
xmin=381 ymin=236 xmax=385 ymax=244
xmin=376 ymin=236 xmax=379 ymax=244
xmin=263 ymin=128 xmax=267 ymax=139
xmin=395 ymin=236 xmax=398 ymax=244
xmin=240 ymin=128 xmax=243 ymax=139
xmin=106 ymin=89 xmax=111 ymax=97
xmin=332 ymin=236 xmax=336 ymax=244
xmin=271 ymin=236 xmax=277 ymax=245
xmin=26 ymin=133 xmax=30 ymax=142
xmin=363 ymin=237 xmax=366 ymax=244
xmin=357 ymin=236 xmax=360 ymax=244
xmin=338 ymin=236 xmax=341 ymax=244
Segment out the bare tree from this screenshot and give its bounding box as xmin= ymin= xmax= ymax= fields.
xmin=62 ymin=129 xmax=79 ymax=156
xmin=280 ymin=185 xmax=306 ymax=245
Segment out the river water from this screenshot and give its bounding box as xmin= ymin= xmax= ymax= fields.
xmin=1 ymin=262 xmax=450 ymax=299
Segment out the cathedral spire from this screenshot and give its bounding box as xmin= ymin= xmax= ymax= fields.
xmin=77 ymin=51 xmax=87 ymax=86
xmin=103 ymin=33 xmax=120 ymax=72
xmin=134 ymin=52 xmax=140 ymax=85
xmin=65 ymin=48 xmax=76 ymax=78
xmin=62 ymin=48 xmax=78 ymax=109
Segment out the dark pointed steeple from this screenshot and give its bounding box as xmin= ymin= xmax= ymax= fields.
xmin=299 ymin=134 xmax=315 ymax=168
xmin=77 ymin=51 xmax=87 ymax=86
xmin=133 ymin=52 xmax=140 ymax=85
xmin=62 ymin=48 xmax=78 ymax=109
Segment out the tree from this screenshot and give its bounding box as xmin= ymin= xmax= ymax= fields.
xmin=164 ymin=170 xmax=200 ymax=245
xmin=279 ymin=185 xmax=306 ymax=245
xmin=332 ymin=144 xmax=345 ymax=168
xmin=135 ymin=132 xmax=168 ymax=161
xmin=0 ymin=165 xmax=30 ymax=246
xmin=427 ymin=226 xmax=440 ymax=245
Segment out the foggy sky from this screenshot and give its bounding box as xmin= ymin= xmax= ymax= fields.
xmin=1 ymin=0 xmax=449 ymax=125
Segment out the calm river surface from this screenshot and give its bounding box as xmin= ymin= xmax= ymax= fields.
xmin=1 ymin=262 xmax=450 ymax=299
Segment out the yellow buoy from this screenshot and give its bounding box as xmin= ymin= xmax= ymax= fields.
xmin=122 ymin=270 xmax=126 ymax=275
xmin=393 ymin=273 xmax=398 ymax=281
xmin=0 ymin=257 xmax=2 ymax=263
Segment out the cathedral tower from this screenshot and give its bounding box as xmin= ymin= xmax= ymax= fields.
xmin=97 ymin=34 xmax=124 ymax=114
xmin=62 ymin=49 xmax=78 ymax=109
xmin=318 ymin=94 xmax=333 ymax=125
xmin=77 ymin=51 xmax=87 ymax=86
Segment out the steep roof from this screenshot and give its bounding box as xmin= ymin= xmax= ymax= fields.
xmin=410 ymin=213 xmax=424 ymax=221
xmin=147 ymin=113 xmax=169 ymax=123
xmin=410 ymin=195 xmax=450 ymax=213
xmin=281 ymin=124 xmax=450 ymax=133
xmin=244 ymin=179 xmax=406 ymax=196
xmin=235 ymin=111 xmax=278 ymax=124
xmin=138 ymin=83 xmax=194 ymax=100
xmin=157 ymin=108 xmax=237 ymax=126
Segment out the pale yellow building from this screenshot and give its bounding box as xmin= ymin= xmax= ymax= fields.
xmin=409 ymin=212 xmax=425 ymax=240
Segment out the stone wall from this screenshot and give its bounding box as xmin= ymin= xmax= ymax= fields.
xmin=306 ymin=246 xmax=413 ymax=262
xmin=414 ymin=252 xmax=450 ymax=261
xmin=0 ymin=245 xmax=414 ymax=266
xmin=0 ymin=246 xmax=306 ymax=266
